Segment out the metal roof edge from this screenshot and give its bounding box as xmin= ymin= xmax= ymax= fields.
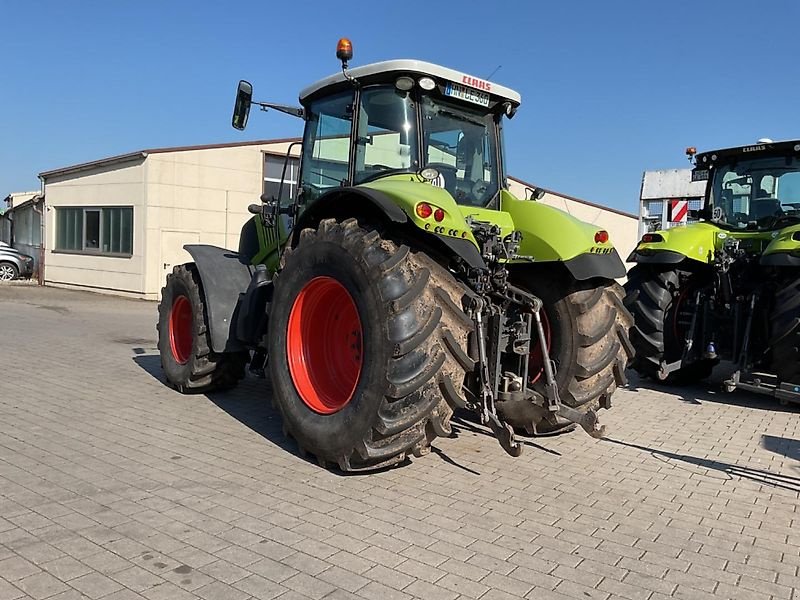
xmin=39 ymin=138 xmax=302 ymax=179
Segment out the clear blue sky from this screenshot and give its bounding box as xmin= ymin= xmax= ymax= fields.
xmin=2 ymin=1 xmax=799 ymax=214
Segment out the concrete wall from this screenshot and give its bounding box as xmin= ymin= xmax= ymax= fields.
xmin=507 ymin=178 xmax=639 ymax=266
xmin=143 ymin=142 xmax=287 ymax=297
xmin=43 ymin=158 xmax=147 ymax=296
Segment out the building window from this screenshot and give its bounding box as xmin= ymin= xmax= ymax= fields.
xmin=56 ymin=207 xmax=133 ymax=255
xmin=264 ymin=154 xmax=300 ymax=203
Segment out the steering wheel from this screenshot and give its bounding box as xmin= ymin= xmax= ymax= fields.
xmin=732 ymin=212 xmax=749 ymax=225
xmin=471 ymin=180 xmax=490 ymax=199
xmin=423 ymin=162 xmax=458 ymax=176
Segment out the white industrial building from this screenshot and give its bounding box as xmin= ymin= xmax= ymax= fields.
xmin=638 ymin=169 xmax=707 ymax=237
xmin=33 ymin=139 xmax=638 ymax=299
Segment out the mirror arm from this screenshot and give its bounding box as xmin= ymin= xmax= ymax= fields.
xmin=253 ymin=101 xmax=304 ymax=119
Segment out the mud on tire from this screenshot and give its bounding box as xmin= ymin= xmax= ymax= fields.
xmin=769 ymin=275 xmax=800 ymax=384
xmin=157 ymin=264 xmax=248 ymax=393
xmin=268 ymin=218 xmax=473 ymax=471
xmin=505 ymin=273 xmax=632 ymax=434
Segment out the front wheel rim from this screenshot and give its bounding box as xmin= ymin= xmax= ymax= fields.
xmin=287 ymin=276 xmax=363 ymax=414
xmin=0 ymin=265 xmax=14 ymax=280
xmin=168 ymin=295 xmax=193 ymax=365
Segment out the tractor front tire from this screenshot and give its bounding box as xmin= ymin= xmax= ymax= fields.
xmin=523 ymin=274 xmax=633 ymax=412
xmin=769 ymin=275 xmax=800 ymax=385
xmin=624 ymin=265 xmax=714 ymax=383
xmin=268 ymin=218 xmax=473 ymax=471
xmin=157 ymin=264 xmax=248 ymax=393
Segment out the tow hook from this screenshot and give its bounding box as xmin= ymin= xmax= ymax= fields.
xmin=557 ymin=404 xmax=606 ymax=439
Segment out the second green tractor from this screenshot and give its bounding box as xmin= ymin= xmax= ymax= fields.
xmin=157 ymin=41 xmax=633 ymax=470
xmin=626 ymin=140 xmax=800 ymax=403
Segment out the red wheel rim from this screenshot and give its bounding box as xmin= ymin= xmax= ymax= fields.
xmin=287 ymin=276 xmax=363 ymax=414
xmin=529 ymin=309 xmax=552 ymax=384
xmin=672 ymin=287 xmax=694 ymax=344
xmin=169 ymin=295 xmax=193 ymax=365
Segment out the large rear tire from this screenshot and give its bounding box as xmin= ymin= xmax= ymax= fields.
xmin=268 ymin=218 xmax=473 ymax=471
xmin=623 ymin=265 xmax=714 ymax=383
xmin=501 ymin=273 xmax=633 ymax=433
xmin=769 ymin=275 xmax=800 ymax=384
xmin=157 ymin=264 xmax=248 ymax=393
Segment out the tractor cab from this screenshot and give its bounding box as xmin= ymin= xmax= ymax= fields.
xmin=234 ymin=39 xmax=521 ymax=215
xmin=690 ymin=140 xmax=800 ymax=231
xmin=296 ymin=57 xmax=520 ymax=211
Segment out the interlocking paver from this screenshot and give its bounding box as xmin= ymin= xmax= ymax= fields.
xmin=1 ymin=284 xmax=799 ymax=600
xmin=16 ymin=570 xmax=70 ymax=599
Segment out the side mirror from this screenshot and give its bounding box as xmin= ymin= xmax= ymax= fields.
xmin=232 ymin=80 xmax=253 ymax=130
xmin=525 ymin=186 xmax=546 ymax=201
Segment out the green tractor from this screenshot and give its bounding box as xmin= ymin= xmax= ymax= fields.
xmin=625 ymin=140 xmax=800 ymax=403
xmin=157 ymin=40 xmax=633 ymax=470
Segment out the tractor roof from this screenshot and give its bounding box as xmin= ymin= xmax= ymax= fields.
xmin=696 ymin=139 xmax=800 ymax=165
xmin=299 ymin=59 xmax=522 ymax=106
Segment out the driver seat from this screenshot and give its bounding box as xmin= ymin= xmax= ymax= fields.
xmin=751 ymin=197 xmax=781 ymax=221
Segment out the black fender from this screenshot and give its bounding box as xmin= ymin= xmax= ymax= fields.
xmin=293 ymin=187 xmax=407 ymax=236
xmin=760 ymin=252 xmax=800 ymax=267
xmin=237 ymin=216 xmax=261 ymax=265
xmin=563 ymin=249 xmax=626 ymax=280
xmin=293 ymin=186 xmax=487 ymax=270
xmin=627 ymin=249 xmax=687 ymax=265
xmin=184 ymin=244 xmax=253 ymax=353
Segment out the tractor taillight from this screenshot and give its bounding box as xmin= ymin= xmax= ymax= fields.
xmin=641 ymin=233 xmax=663 ymax=243
xmin=434 ymin=208 xmax=445 ymax=222
xmin=594 ymin=230 xmax=609 ymax=244
xmin=416 ymin=202 xmax=433 ymax=219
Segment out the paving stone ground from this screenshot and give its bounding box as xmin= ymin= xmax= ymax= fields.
xmin=1 ymin=283 xmax=798 ymax=600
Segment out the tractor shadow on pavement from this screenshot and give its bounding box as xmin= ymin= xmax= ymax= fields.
xmin=625 ymin=370 xmax=800 ymax=413
xmin=133 ymin=353 xmax=461 ymax=475
xmin=760 ymin=434 xmax=800 ymax=463
xmin=450 ymin=412 xmax=563 ymax=456
xmin=603 ymin=437 xmax=800 ymax=493
xmin=133 ymin=354 xmax=299 ymax=457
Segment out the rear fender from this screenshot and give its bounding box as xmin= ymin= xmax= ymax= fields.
xmin=627 ymin=222 xmax=718 ymax=265
xmin=293 ymin=185 xmax=486 ymax=269
xmin=501 ymin=192 xmax=625 ymax=280
xmin=184 ymin=245 xmax=253 ymax=353
xmin=761 ymin=223 xmax=800 ymax=266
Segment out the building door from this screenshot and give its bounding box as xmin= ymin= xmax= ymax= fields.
xmin=160 ymin=230 xmax=200 ymax=291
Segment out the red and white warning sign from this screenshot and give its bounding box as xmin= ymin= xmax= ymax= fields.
xmin=670 ymin=199 xmax=688 ymax=223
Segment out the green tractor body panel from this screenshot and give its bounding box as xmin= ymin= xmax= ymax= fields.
xmin=251 ymin=174 xmax=620 ymax=274
xmin=362 ymin=178 xmax=616 ymax=264
xmin=361 ymin=176 xmax=480 ymax=246
xmin=762 ymin=223 xmax=800 ymax=263
xmin=499 ymin=191 xmax=615 ymax=261
xmin=631 ymin=221 xmax=788 ymax=266
xmin=251 ymin=214 xmax=290 ymax=272
xmin=633 ymin=222 xmax=720 ymax=264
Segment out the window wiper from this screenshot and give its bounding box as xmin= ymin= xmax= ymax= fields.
xmin=308 ymin=170 xmax=346 ymax=185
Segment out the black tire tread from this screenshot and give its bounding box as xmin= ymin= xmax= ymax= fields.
xmin=157 ymin=264 xmax=248 ymax=393
xmin=769 ymin=275 xmax=800 ymax=384
xmin=274 ymin=218 xmax=472 ymax=471
xmin=562 ymin=280 xmax=633 ymax=409
xmin=623 ymin=265 xmax=713 ymax=383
